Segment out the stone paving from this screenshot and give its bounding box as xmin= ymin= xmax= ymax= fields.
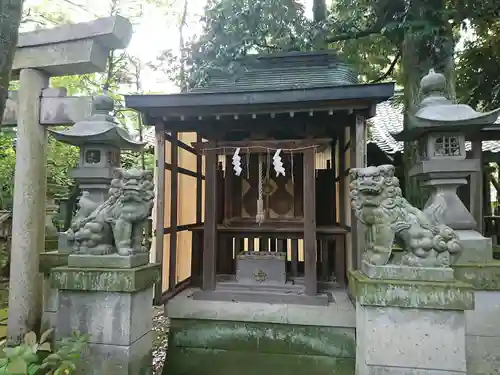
xmin=152 ymin=307 xmax=169 ymax=375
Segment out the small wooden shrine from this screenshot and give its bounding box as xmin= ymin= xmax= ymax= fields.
xmin=126 ymin=51 xmax=394 ymax=305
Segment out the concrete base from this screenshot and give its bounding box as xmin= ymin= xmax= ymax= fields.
xmin=455 ymin=230 xmax=493 ymax=263
xmin=51 ymin=263 xmax=160 ymax=375
xmin=56 ymin=287 xmax=154 ymax=375
xmin=68 ymin=253 xmax=149 ymax=269
xmin=350 ymin=270 xmax=473 ymax=375
xmin=466 ymin=291 xmax=500 ymax=375
xmin=356 ymin=302 xmax=467 ymax=375
xmin=453 ymin=262 xmax=500 ymax=375
xmin=164 ymin=288 xmax=356 ymax=375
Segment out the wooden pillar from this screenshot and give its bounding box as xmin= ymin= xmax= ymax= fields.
xmin=338 ymin=131 xmax=346 ymax=227
xmin=168 ymin=132 xmax=179 ymax=290
xmin=202 ymin=149 xmax=218 ymax=291
xmin=303 ymin=147 xmax=317 ymax=296
xmin=330 ymin=137 xmax=337 ymax=224
xmin=153 ymin=126 xmax=166 ymax=305
xmin=196 ymin=133 xmax=203 ymax=224
xmin=224 ymin=155 xmax=233 ymax=221
xmin=470 ymin=140 xmax=483 ymax=233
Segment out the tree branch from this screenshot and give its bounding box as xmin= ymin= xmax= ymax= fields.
xmin=371 ymin=49 xmax=401 ymax=83
xmin=324 ymin=25 xmax=383 ymax=43
xmin=254 ymin=41 xmax=280 ymax=50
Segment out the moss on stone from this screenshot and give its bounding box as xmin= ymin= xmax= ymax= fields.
xmin=349 ymin=270 xmax=474 ymax=310
xmin=50 ymin=263 xmax=160 ymax=292
xmin=169 ymin=319 xmax=355 ymax=358
xmin=165 ymin=318 xmax=356 ymax=375
xmin=163 ymin=348 xmax=354 ymax=375
xmin=453 ymin=261 xmax=500 ymax=290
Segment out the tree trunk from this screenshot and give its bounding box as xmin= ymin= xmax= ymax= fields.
xmin=0 ymin=0 xmax=24 ymax=125
xmin=401 ymin=0 xmax=455 ymax=207
xmin=313 ymin=0 xmax=328 ymax=49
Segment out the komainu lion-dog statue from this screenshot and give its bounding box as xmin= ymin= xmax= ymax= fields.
xmin=349 ymin=165 xmax=462 ymax=267
xmin=66 ymin=168 xmax=155 ymax=256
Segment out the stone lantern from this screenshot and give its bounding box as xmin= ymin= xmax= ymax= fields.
xmin=49 ymin=94 xmax=145 ymax=205
xmin=396 ymin=69 xmax=500 ymax=261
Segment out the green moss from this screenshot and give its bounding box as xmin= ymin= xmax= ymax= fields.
xmin=169 ymin=319 xmax=355 ymax=358
xmin=349 ymin=270 xmax=474 ymax=310
xmin=453 ymin=261 xmax=500 ymax=290
xmin=50 ymin=263 xmax=160 ymax=292
xmin=163 ymin=348 xmax=354 ymax=375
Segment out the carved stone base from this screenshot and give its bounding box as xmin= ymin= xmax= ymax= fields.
xmin=361 ymin=260 xmax=455 ymax=282
xmin=68 ymin=253 xmax=150 ymax=269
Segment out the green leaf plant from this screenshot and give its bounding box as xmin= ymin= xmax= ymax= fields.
xmin=0 ymin=329 xmax=90 ymax=375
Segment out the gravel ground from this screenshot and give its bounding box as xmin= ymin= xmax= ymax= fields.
xmin=152 ymin=306 xmax=169 ymax=375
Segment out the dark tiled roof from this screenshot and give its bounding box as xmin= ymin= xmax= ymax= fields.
xmin=193 ymin=51 xmax=358 ymax=93
xmin=368 ymin=101 xmax=500 ymax=153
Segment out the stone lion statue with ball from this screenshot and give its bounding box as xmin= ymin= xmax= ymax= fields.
xmin=349 ymin=164 xmax=462 ymax=267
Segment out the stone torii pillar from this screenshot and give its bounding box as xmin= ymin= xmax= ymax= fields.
xmin=5 ymin=16 xmax=132 ymax=344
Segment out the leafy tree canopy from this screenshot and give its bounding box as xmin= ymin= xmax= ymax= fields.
xmin=159 ymin=0 xmax=500 ymax=112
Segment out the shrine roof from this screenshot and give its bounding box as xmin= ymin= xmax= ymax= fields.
xmin=125 ymin=51 xmax=394 ymax=122
xmin=192 ymin=51 xmax=359 ymax=92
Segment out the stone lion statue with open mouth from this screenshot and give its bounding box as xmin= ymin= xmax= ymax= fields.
xmin=349 ymin=164 xmax=462 ymax=267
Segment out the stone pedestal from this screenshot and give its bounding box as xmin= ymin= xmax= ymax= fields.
xmin=455 ymin=230 xmax=493 ymax=263
xmin=164 ymin=288 xmax=356 ymax=375
xmin=39 ymin=251 xmax=69 ymax=331
xmin=350 ymin=266 xmax=474 ymax=375
xmin=454 ymin=262 xmax=500 ymax=375
xmin=50 ymin=261 xmax=160 ymax=375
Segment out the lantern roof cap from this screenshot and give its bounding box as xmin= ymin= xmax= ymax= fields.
xmin=49 ymin=94 xmax=145 ymax=150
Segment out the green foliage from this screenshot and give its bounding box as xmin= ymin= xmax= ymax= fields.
xmin=0 ymin=130 xmax=16 ymax=210
xmin=159 ymin=0 xmax=316 ymax=89
xmin=0 ymin=329 xmax=89 ymax=375
xmin=456 ymin=20 xmax=500 ymax=111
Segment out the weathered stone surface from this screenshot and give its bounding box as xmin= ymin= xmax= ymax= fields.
xmin=167 ymin=289 xmax=356 ymax=328
xmin=349 ymin=270 xmax=474 ymax=310
xmin=364 ymin=366 xmax=465 ymax=375
xmin=163 ymin=347 xmax=354 ymax=375
xmin=13 ymin=16 xmax=133 ymax=76
xmin=165 ymin=318 xmax=355 ymax=375
xmin=2 ymin=89 xmax=94 ymax=127
xmin=466 ymin=335 xmax=500 ymax=375
xmin=455 ymin=230 xmax=493 ymax=263
xmin=466 ymin=291 xmax=500 ymax=337
xmin=169 ymin=319 xmax=355 ymax=358
xmin=361 ymin=261 xmax=454 ymax=282
xmin=68 ymin=253 xmax=149 ymax=269
xmin=7 ymin=69 xmax=49 ymax=345
xmin=50 ymin=263 xmax=160 ymax=292
xmin=464 ymin=291 xmax=500 ymax=375
xmin=57 ymin=287 xmax=153 ymax=346
xmin=17 ymin=15 xmax=132 ymax=50
xmin=356 ymin=302 xmax=467 ymax=374
xmin=78 ymin=332 xmax=153 ymax=375
xmin=453 ymin=261 xmax=500 ymax=290
xmin=39 ymin=251 xmax=69 ymax=274
xmin=13 ymin=39 xmax=109 ymax=76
